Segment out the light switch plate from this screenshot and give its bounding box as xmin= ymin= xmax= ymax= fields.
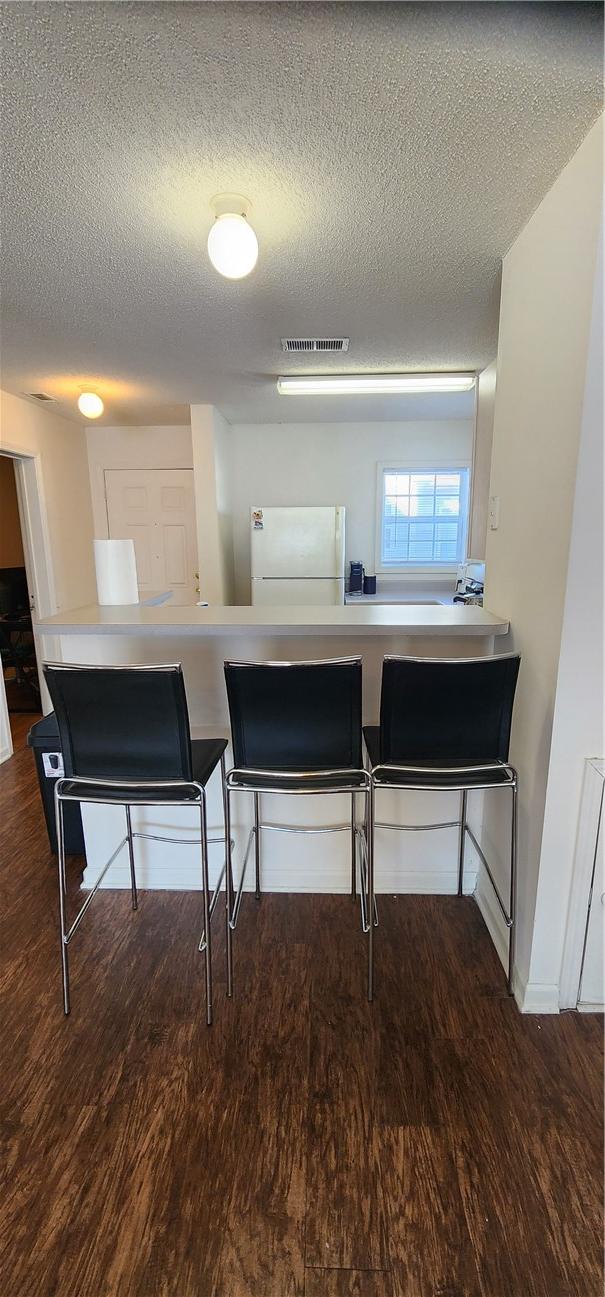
xmin=489 ymin=495 xmax=500 ymax=530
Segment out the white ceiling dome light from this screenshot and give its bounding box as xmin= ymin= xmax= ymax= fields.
xmin=78 ymin=391 xmax=104 ymax=418
xmin=207 ymin=194 xmax=258 ymax=280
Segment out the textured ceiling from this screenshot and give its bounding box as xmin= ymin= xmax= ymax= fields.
xmin=0 ymin=2 xmax=602 ymax=426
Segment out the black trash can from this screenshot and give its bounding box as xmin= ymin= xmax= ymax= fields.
xmin=27 ymin=712 xmax=85 ymax=855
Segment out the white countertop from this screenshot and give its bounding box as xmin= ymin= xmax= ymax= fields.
xmin=345 ymin=592 xmax=455 ymax=606
xmin=344 ymin=579 xmax=457 ymax=606
xmin=34 ymin=601 xmax=508 ymax=638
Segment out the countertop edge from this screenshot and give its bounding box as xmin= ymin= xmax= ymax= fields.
xmin=33 ymin=611 xmax=509 ymax=638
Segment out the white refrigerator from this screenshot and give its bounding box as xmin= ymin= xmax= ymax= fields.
xmin=250 ymin=506 xmax=345 ymax=605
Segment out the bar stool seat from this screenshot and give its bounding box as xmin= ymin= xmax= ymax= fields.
xmin=228 ymin=767 xmax=369 ymax=792
xmin=57 ymin=738 xmax=228 ymax=803
xmin=363 ymin=727 xmax=514 ymax=787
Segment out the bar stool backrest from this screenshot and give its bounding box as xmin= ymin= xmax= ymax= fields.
xmin=224 ymin=657 xmax=363 ymax=771
xmin=43 ymin=662 xmax=193 ymax=781
xmin=379 ymin=654 xmax=521 ymax=765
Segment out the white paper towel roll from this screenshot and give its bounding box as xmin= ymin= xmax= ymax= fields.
xmin=94 ymin=538 xmax=139 ymax=605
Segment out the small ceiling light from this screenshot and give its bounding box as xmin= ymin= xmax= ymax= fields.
xmin=277 ymin=373 xmax=476 ymax=396
xmin=78 ymin=392 xmax=104 ymax=418
xmin=207 ymin=193 xmax=258 ymax=280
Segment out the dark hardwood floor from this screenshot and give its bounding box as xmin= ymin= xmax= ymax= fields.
xmin=0 ymin=717 xmax=603 ymax=1296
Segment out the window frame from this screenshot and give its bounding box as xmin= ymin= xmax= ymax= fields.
xmin=374 ymin=459 xmax=471 ymax=575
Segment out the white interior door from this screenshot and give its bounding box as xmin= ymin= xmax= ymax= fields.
xmin=105 ymin=469 xmax=198 ymax=605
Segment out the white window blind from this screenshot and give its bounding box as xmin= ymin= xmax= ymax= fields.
xmin=380 ymin=467 xmax=469 ymax=567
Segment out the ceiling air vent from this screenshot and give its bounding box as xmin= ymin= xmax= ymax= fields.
xmin=27 ymin=392 xmax=55 ymax=402
xmin=281 ymin=337 xmax=350 ymax=354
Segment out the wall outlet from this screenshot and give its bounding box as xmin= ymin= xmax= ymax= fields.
xmin=489 ymin=495 xmax=500 ymax=530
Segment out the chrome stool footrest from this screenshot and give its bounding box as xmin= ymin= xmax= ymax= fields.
xmin=62 ymin=834 xmax=129 ymax=946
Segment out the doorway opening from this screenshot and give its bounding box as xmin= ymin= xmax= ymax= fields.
xmin=0 ymin=456 xmax=40 ymax=718
xmin=0 ymin=450 xmax=56 ymax=762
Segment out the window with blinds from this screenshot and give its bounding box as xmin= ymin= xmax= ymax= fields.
xmin=378 ymin=466 xmax=469 ymax=568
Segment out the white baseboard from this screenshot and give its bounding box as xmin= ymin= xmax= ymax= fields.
xmin=0 ymin=743 xmax=12 ymax=766
xmin=81 ymin=795 xmax=477 ymax=896
xmin=83 ymin=858 xmax=477 ymax=896
xmin=474 ymin=868 xmax=509 ymax=967
xmin=518 ymin=983 xmax=560 ymax=1014
xmin=474 ymin=870 xmax=560 ymax=1014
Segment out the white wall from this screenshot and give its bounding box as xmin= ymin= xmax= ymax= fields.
xmin=481 ymin=115 xmax=603 ymax=1008
xmin=213 ymin=407 xmax=235 ymax=604
xmin=226 ymin=419 xmax=474 ymax=603
xmin=86 ymin=424 xmax=194 ymax=538
xmin=0 ymin=389 xmax=96 ymax=613
xmin=190 ymin=404 xmax=234 ymax=605
xmin=469 ymin=361 xmax=496 ymax=559
xmin=529 ymin=218 xmax=603 ymax=998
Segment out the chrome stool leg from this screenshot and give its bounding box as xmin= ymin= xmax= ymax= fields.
xmin=220 ymin=753 xmax=234 ymax=908
xmin=125 ymin=805 xmax=138 ymax=912
xmin=254 ymin=792 xmax=261 ymax=900
xmin=367 ymin=783 xmax=375 ymax=1002
xmin=223 ymin=770 xmax=234 ymax=999
xmin=199 ymin=791 xmax=213 ymax=1026
xmin=457 ymin=789 xmax=467 ymax=897
xmin=508 ymin=780 xmax=518 ymax=995
xmin=351 ymin=792 xmax=356 ymax=899
xmin=55 ymin=788 xmax=70 ymax=1016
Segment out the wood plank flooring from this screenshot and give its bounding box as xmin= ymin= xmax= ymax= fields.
xmin=0 ymin=717 xmax=603 ymax=1296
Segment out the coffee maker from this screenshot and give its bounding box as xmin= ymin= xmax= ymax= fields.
xmin=348 ymin=561 xmax=364 ymax=595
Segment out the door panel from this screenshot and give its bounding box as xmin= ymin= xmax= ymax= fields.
xmin=124 ymin=486 xmax=148 ymax=509
xmin=161 ymin=485 xmax=186 ymax=510
xmin=105 ymin=469 xmax=198 ymax=604
xmin=163 ymin=525 xmax=188 ymax=585
xmin=128 ymin=524 xmax=154 ymax=586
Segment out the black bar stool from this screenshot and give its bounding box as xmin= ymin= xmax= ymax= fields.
xmin=363 ymin=653 xmax=521 ymax=998
xmin=44 ymin=662 xmax=228 ymax=1025
xmin=220 ymin=657 xmax=375 ymax=998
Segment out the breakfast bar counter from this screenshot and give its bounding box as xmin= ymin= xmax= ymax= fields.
xmin=33 ymin=599 xmax=510 ymax=899
xmin=35 ymin=600 xmax=508 ymax=638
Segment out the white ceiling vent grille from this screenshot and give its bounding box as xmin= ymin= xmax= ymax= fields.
xmin=281 ymin=337 xmax=350 ymax=354
xmin=26 ymin=391 xmax=56 ymax=402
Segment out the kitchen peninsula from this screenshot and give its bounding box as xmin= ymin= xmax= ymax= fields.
xmin=34 ymin=599 xmax=509 ymax=898
xmin=36 ymin=597 xmax=506 ymax=634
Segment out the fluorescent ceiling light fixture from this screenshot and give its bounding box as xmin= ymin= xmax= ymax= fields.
xmin=207 ymin=193 xmax=258 ymax=280
xmin=78 ymin=391 xmax=104 ymax=418
xmin=277 ymin=373 xmax=476 ymax=396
